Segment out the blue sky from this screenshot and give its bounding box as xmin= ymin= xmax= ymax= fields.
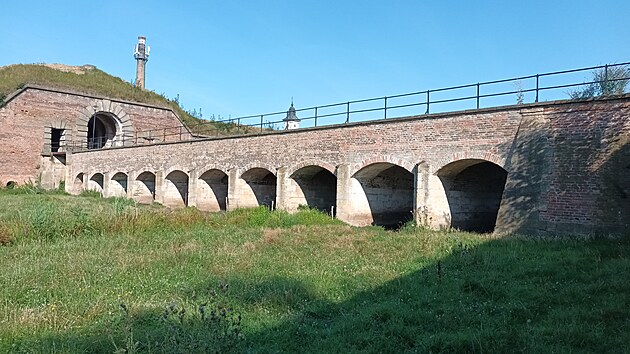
xmin=2 ymin=0 xmax=629 ymax=123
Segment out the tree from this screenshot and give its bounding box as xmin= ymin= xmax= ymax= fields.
xmin=569 ymin=65 xmax=630 ymax=99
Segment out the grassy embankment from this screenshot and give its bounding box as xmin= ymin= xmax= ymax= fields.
xmin=0 ymin=187 xmax=628 ymax=353
xmin=0 ymin=64 xmax=252 ymax=137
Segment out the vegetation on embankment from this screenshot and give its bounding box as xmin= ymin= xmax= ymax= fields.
xmin=0 ymin=188 xmax=628 ymax=353
xmin=0 ymin=63 xmax=262 ymax=137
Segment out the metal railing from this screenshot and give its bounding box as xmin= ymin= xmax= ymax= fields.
xmin=66 ymin=62 xmax=630 ymax=152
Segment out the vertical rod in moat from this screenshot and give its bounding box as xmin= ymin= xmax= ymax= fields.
xmin=346 ymin=102 xmax=350 ymax=123
xmin=384 ymin=96 xmax=388 ymax=119
xmin=425 ymin=90 xmax=430 ymax=114
xmin=314 ymin=107 xmax=318 ymax=127
xmin=476 ymin=83 xmax=480 ymax=109
xmin=535 ymin=74 xmax=539 ymax=103
xmin=163 ymin=128 xmax=166 ymax=142
xmin=179 ymin=126 xmax=182 ymax=141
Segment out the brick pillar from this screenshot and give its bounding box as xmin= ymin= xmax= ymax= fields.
xmin=335 ymin=164 xmax=352 ymax=224
xmin=188 ymin=169 xmax=199 ymax=208
xmin=413 ymin=162 xmax=430 ymax=226
xmin=227 ymin=168 xmax=240 ymax=211
xmin=102 ymin=171 xmax=112 ymax=198
xmin=127 ymin=171 xmax=137 ymax=199
xmin=275 ymin=166 xmax=289 ymax=211
xmin=154 ymin=171 xmax=165 ymax=205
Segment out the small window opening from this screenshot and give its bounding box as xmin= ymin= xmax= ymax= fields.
xmin=51 ymin=128 xmax=64 ymax=152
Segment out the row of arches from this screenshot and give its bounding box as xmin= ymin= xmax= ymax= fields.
xmin=73 ymin=159 xmax=508 ymax=232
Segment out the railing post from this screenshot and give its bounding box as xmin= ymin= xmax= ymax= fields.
xmin=314 ymin=107 xmax=318 ymax=127
xmin=604 ymin=64 xmax=609 ymax=94
xmin=260 ymin=115 xmax=264 ymax=133
xmin=163 ymin=128 xmax=166 ymax=142
xmin=237 ymin=118 xmax=241 ymax=134
xmin=384 ymin=96 xmax=388 ymax=119
xmin=425 ymin=90 xmax=430 ymax=114
xmin=346 ymin=102 xmax=350 ymax=123
xmin=476 ymin=83 xmax=480 ymax=109
xmin=535 ymin=74 xmax=539 ymax=103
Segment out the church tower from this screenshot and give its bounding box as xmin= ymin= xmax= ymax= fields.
xmin=283 ymin=101 xmax=300 ymax=130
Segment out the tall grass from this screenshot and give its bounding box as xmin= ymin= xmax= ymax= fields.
xmin=0 ymin=190 xmax=628 ymax=353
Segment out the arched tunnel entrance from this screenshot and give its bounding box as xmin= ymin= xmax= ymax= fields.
xmin=88 ymin=173 xmax=104 ymax=194
xmin=241 ymin=168 xmax=277 ymax=208
xmin=290 ymin=165 xmax=337 ymax=215
xmin=437 ymin=159 xmax=508 ymax=233
xmin=110 ymin=172 xmax=128 ymax=197
xmin=87 ymin=113 xmax=119 ymax=149
xmin=133 ymin=172 xmax=156 ymax=204
xmin=352 ymin=163 xmax=414 ymax=228
xmin=197 ymin=169 xmax=228 ymax=212
xmin=163 ymin=170 xmax=189 ymax=208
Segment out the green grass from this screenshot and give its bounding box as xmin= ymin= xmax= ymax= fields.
xmin=0 ymin=64 xmax=262 ymax=137
xmin=0 ymin=190 xmax=628 ymax=353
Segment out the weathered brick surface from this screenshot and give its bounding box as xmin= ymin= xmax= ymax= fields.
xmin=0 ymin=87 xmax=189 ymax=186
xmin=67 ymin=96 xmax=630 ymax=236
xmin=3 ymin=84 xmax=629 ymax=236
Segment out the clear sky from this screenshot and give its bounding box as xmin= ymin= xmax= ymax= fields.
xmin=2 ymin=0 xmax=629 ymax=122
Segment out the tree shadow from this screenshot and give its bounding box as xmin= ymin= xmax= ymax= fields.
xmin=11 ymin=236 xmax=629 ymax=353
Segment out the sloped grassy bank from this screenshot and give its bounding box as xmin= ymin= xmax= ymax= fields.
xmin=0 ymin=188 xmax=628 ymax=353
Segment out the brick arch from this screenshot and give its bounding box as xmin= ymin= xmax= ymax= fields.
xmin=286 ymin=160 xmax=336 ymax=177
xmin=239 ymin=164 xmax=277 ymax=177
xmin=76 ymin=99 xmax=135 ymax=148
xmin=433 ymin=150 xmax=507 ymax=176
xmin=163 ymin=166 xmax=191 ymax=177
xmin=349 ymin=156 xmax=415 ymax=176
xmin=195 ymin=166 xmax=229 ymax=176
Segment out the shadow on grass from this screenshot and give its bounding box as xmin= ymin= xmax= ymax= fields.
xmin=6 ymin=236 xmax=630 ymax=353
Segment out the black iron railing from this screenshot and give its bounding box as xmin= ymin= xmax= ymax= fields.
xmin=66 ymin=62 xmax=629 ymax=152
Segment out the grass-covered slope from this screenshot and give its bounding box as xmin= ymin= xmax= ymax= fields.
xmin=0 ymin=64 xmax=203 ymax=129
xmin=0 ymin=188 xmax=629 ymax=353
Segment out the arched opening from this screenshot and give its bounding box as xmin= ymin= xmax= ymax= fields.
xmin=87 ymin=113 xmax=119 ymax=149
xmin=5 ymin=181 xmax=17 ymax=189
xmin=197 ymin=169 xmax=228 ymax=212
xmin=164 ymin=170 xmax=189 ymax=208
xmin=437 ymin=159 xmax=508 ymax=233
xmin=240 ymin=168 xmax=277 ymax=208
xmin=110 ymin=172 xmax=128 ymax=197
xmin=73 ymin=173 xmax=84 ymax=194
xmin=290 ymin=165 xmax=337 ymax=214
xmin=87 ymin=173 xmax=104 ymax=194
xmin=133 ymin=172 xmax=156 ymax=204
xmin=352 ymin=163 xmax=414 ymax=228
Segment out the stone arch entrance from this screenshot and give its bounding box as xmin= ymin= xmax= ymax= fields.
xmin=197 ymin=169 xmax=228 ymax=212
xmin=436 ymin=159 xmax=508 ymax=233
xmin=133 ymin=172 xmax=156 ymax=204
xmin=110 ymin=172 xmax=128 ymax=197
xmin=163 ymin=170 xmax=189 ymax=208
xmin=240 ymin=168 xmax=277 ymax=208
xmin=88 ymin=173 xmax=104 ymax=194
xmin=73 ymin=173 xmax=84 ymax=194
xmin=88 ymin=113 xmax=120 ymax=149
xmin=76 ymin=100 xmax=134 ymax=149
xmin=289 ymin=165 xmax=337 ymax=214
xmin=351 ymin=162 xmax=414 ymax=228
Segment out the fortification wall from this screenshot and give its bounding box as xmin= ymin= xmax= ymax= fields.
xmin=0 ymin=87 xmax=189 ymax=187
xmin=68 ymin=96 xmax=630 ymax=236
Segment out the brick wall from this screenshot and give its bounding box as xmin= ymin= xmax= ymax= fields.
xmin=67 ymin=95 xmax=630 ymax=236
xmin=0 ymin=87 xmax=189 ymax=186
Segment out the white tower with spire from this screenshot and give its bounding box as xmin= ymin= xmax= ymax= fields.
xmin=133 ymin=36 xmax=150 ymax=89
xmin=283 ymin=101 xmax=300 ymax=130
